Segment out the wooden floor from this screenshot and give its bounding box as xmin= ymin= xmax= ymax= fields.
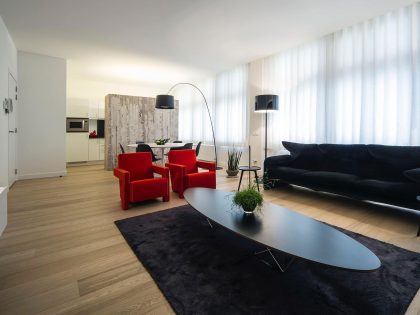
xmin=0 ymin=164 xmax=419 ymax=314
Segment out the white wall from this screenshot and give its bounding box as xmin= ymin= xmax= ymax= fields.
xmin=67 ymin=77 xmax=163 ymax=106
xmin=17 ymin=52 xmax=67 ymax=179
xmin=0 ymin=16 xmax=17 ymax=235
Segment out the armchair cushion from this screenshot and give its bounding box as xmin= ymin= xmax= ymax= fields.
xmin=167 ymin=150 xmax=198 ymax=174
xmin=118 ymin=152 xmax=153 ymax=180
xmin=130 ymin=178 xmax=169 ymax=201
xmin=186 ymin=172 xmax=216 ymax=189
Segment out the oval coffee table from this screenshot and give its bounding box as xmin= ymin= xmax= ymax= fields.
xmin=184 ymin=188 xmax=381 ymax=272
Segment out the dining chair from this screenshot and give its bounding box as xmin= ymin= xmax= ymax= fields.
xmin=195 ymin=141 xmax=202 ymax=157
xmin=170 ymin=143 xmax=193 ymax=151
xmin=136 ymin=144 xmax=161 ymax=162
xmin=119 ymin=143 xmax=125 ymax=154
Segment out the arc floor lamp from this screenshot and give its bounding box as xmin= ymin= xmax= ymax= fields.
xmin=255 ymin=94 xmax=279 ymax=160
xmin=155 ymin=83 xmax=222 ymax=169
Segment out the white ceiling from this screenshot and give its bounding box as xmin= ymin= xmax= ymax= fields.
xmin=0 ymin=0 xmax=414 ymax=86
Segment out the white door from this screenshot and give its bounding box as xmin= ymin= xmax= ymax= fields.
xmin=8 ymin=73 xmax=17 ymax=186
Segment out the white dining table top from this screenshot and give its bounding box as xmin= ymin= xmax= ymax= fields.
xmin=127 ymin=142 xmax=189 ymax=148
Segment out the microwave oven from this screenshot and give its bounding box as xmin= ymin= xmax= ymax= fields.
xmin=66 ymin=118 xmax=89 ymax=132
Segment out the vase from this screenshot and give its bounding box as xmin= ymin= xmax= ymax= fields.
xmin=226 ymin=169 xmax=239 ymax=177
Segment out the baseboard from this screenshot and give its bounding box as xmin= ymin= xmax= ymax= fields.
xmin=17 ymin=170 xmax=67 ymax=180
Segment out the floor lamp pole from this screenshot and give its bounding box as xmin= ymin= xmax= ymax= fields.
xmin=264 ymin=110 xmax=268 ymax=160
xmin=167 ymin=83 xmax=221 ymax=170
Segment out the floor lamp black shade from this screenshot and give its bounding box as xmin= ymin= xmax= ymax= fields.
xmin=155 ymin=95 xmax=175 ymax=109
xmin=155 ymin=82 xmax=222 ymax=170
xmin=255 ymin=94 xmax=279 ymax=160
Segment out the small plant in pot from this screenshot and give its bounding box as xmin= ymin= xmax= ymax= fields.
xmin=226 ymin=148 xmax=242 ymax=177
xmin=233 ymin=185 xmax=263 ymax=214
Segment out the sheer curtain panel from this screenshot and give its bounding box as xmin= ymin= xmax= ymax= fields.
xmin=263 ymin=2 xmax=420 ymax=151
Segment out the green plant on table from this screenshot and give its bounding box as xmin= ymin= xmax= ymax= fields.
xmin=155 ymin=138 xmax=169 ymax=145
xmin=233 ymin=185 xmax=263 ymax=213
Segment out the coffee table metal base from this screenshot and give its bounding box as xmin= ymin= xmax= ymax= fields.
xmin=255 ymin=248 xmax=296 ymax=273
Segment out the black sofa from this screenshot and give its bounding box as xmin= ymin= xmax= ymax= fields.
xmin=264 ymin=142 xmax=420 ymax=235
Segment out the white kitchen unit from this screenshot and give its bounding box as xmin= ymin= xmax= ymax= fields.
xmin=66 ymin=133 xmax=89 ymax=162
xmin=99 ymin=138 xmax=105 ymax=160
xmin=88 ymin=138 xmax=105 ymax=161
xmin=67 ymin=98 xmax=89 ymax=118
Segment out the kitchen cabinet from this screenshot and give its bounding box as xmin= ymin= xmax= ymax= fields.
xmin=67 ymin=98 xmax=89 ymax=118
xmin=88 ymin=138 xmax=100 ymax=161
xmin=66 ymin=133 xmax=89 ymax=162
xmin=99 ymin=138 xmax=105 ymax=160
xmin=88 ymin=138 xmax=105 ymax=161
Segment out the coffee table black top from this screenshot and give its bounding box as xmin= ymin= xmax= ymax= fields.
xmin=184 ymin=188 xmax=381 ymax=271
xmin=239 ymin=166 xmax=261 ymax=171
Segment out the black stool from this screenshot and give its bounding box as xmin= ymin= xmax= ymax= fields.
xmin=238 ymin=166 xmax=261 ymax=191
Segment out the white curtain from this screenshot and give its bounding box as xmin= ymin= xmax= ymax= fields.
xmin=175 ymin=79 xmax=215 ymax=144
xmin=176 ymin=64 xmax=248 ymax=146
xmin=214 ymin=64 xmax=248 ymax=146
xmin=263 ymin=2 xmax=420 ymax=151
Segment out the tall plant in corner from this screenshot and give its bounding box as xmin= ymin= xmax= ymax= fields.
xmin=226 ymin=148 xmax=242 ymax=177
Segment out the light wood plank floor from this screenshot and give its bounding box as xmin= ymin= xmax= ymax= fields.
xmin=0 ymin=164 xmax=419 ymax=314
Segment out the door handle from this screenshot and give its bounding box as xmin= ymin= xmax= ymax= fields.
xmin=9 ymin=130 xmax=15 ymax=133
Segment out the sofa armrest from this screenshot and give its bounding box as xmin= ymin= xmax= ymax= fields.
xmin=404 ymin=168 xmax=420 ymax=184
xmin=152 ymin=165 xmax=169 ymax=178
xmin=197 ymin=161 xmax=216 ymax=171
xmin=264 ymin=155 xmax=294 ymax=168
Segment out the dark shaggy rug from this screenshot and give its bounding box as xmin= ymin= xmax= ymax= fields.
xmin=115 ymin=205 xmax=420 ymax=315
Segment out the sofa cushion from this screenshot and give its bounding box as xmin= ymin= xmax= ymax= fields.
xmin=367 ymin=145 xmax=420 ymax=181
xmin=354 ymin=179 xmax=420 ymax=202
xmin=300 ymin=171 xmax=359 ymax=190
xmin=404 ymin=168 xmax=420 ymax=184
xmin=318 ymin=144 xmax=375 ymax=177
xmin=282 ymin=141 xmax=324 ymax=170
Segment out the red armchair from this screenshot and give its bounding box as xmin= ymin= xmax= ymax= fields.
xmin=114 ymin=152 xmax=169 ymax=210
xmin=166 ymin=149 xmax=216 ymax=198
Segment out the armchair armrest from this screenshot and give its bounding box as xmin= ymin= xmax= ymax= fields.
xmin=113 ymin=168 xmax=130 ymax=210
xmin=404 ymin=168 xmax=420 ymax=184
xmin=165 ymin=163 xmax=187 ymax=174
xmin=152 ymin=164 xmax=169 ymax=178
xmin=197 ymin=160 xmax=216 ymax=171
xmin=114 ymin=168 xmax=130 ymax=182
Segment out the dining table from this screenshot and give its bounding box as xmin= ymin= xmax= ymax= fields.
xmin=127 ymin=142 xmax=193 ymax=162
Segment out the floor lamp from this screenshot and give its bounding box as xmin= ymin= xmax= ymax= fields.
xmin=255 ymin=95 xmax=279 ymax=160
xmin=155 ymin=83 xmax=222 ymax=170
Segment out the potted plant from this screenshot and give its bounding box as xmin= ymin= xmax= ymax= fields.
xmin=226 ymin=148 xmax=242 ymax=177
xmin=233 ymin=185 xmax=263 ymax=214
xmin=155 ymin=138 xmax=169 ymax=145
